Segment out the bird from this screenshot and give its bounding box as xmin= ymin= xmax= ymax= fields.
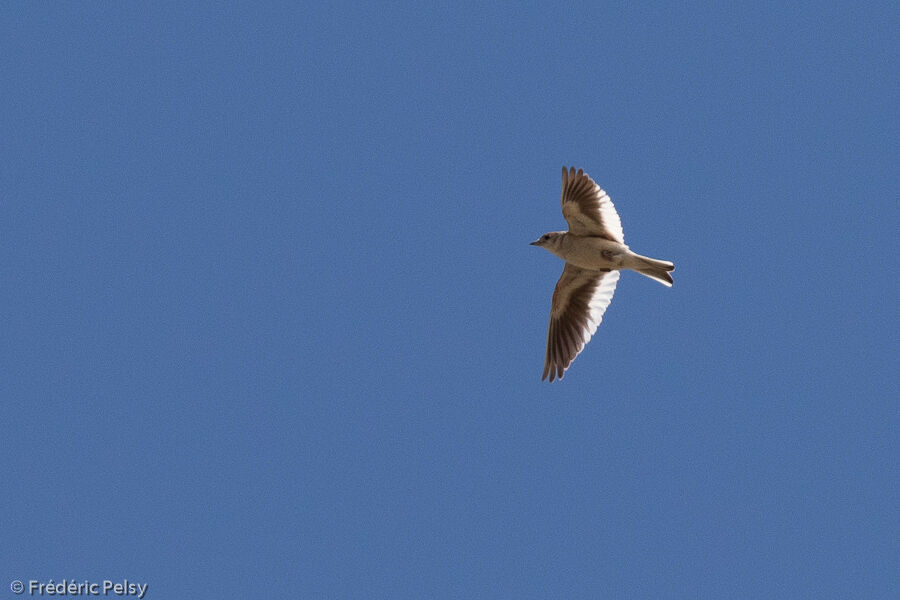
xmin=531 ymin=167 xmax=674 ymax=382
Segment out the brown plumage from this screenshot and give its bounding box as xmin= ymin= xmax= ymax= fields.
xmin=531 ymin=167 xmax=674 ymax=382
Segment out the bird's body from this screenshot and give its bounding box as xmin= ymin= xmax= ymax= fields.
xmin=532 ymin=167 xmax=674 ymax=382
xmin=535 ymin=232 xmax=673 ymax=285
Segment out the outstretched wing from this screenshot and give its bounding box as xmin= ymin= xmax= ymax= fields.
xmin=560 ymin=166 xmax=625 ymax=243
xmin=543 ymin=263 xmax=620 ymax=382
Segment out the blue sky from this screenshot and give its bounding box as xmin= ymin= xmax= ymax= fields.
xmin=2 ymin=3 xmax=898 ymax=598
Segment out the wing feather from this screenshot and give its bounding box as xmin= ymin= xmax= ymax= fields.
xmin=542 ymin=264 xmax=620 ymax=382
xmin=560 ymin=166 xmax=625 ymax=243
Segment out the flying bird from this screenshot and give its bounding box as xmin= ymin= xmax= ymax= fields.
xmin=531 ymin=167 xmax=674 ymax=382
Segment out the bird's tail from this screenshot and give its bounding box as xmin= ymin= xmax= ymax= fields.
xmin=631 ymin=254 xmax=674 ymax=287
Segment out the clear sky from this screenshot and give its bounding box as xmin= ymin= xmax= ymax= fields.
xmin=2 ymin=3 xmax=898 ymax=598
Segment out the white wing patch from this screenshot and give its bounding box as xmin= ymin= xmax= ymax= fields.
xmin=583 ymin=269 xmax=619 ymax=333
xmin=592 ymin=187 xmax=625 ymax=244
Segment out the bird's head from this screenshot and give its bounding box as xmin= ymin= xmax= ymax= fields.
xmin=530 ymin=231 xmax=565 ymax=251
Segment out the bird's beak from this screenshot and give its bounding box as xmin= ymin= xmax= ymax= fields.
xmin=530 ymin=239 xmax=540 ymax=246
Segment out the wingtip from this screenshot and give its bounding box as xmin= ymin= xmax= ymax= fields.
xmin=542 ymin=364 xmax=564 ymax=383
xmin=541 ymin=363 xmax=557 ymax=382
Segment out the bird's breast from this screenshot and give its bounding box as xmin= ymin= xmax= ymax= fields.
xmin=558 ymin=236 xmax=628 ymax=270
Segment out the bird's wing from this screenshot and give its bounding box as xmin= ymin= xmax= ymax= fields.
xmin=543 ymin=263 xmax=620 ymax=382
xmin=560 ymin=166 xmax=625 ymax=243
